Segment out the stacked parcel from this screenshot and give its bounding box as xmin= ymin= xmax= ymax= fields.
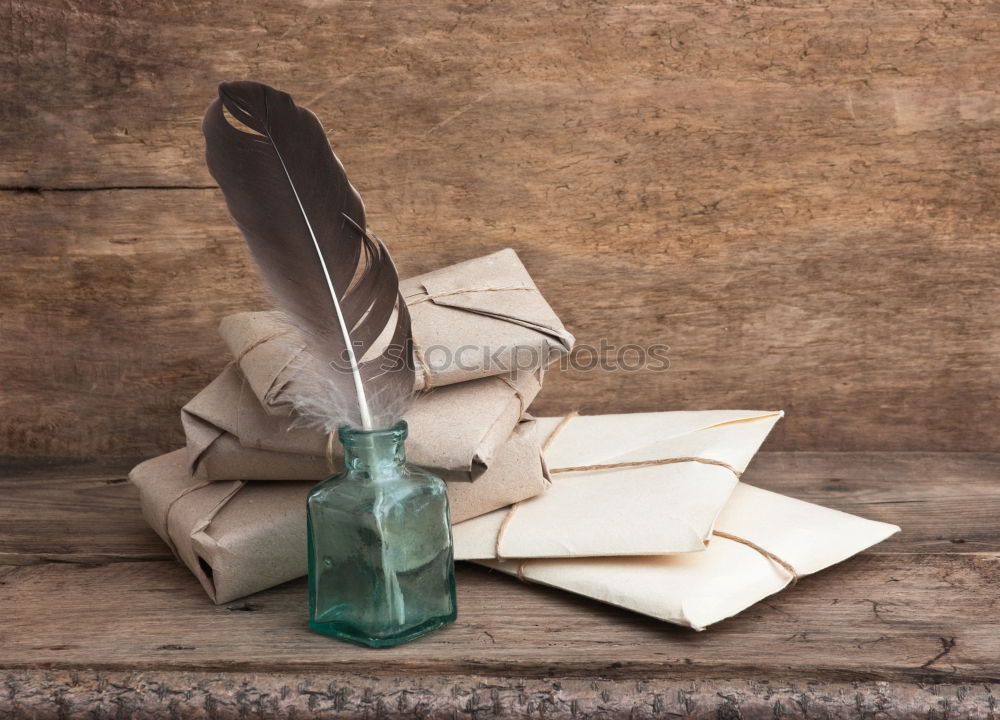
xmin=131 ymin=249 xmax=573 ymax=603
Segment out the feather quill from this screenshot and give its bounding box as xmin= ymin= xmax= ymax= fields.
xmin=202 ymin=81 xmax=414 ymax=431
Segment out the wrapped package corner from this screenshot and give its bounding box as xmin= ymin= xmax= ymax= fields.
xmin=454 ymin=410 xmax=785 ymax=559
xmin=182 ymin=363 xmax=542 ymax=483
xmin=130 ymin=418 xmax=547 ymax=605
xmin=218 ymin=247 xmax=575 ymax=416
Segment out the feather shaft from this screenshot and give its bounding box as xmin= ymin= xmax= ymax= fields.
xmin=268 ymin=140 xmax=373 ymax=429
xmin=203 ymin=81 xmax=414 ymax=431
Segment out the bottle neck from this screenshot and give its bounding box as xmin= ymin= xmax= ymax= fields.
xmin=339 ymin=421 xmax=408 ymax=475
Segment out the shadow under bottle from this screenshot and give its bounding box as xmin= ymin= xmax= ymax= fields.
xmin=307 ymin=421 xmax=457 ymax=648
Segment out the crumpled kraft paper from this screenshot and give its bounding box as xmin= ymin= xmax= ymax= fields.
xmin=182 ymin=364 xmax=541 ymax=482
xmin=454 ymin=410 xmax=783 ymax=559
xmin=474 ymin=482 xmax=900 ymax=630
xmin=130 ymin=419 xmax=547 ymax=604
xmin=220 ymin=248 xmax=575 ymax=416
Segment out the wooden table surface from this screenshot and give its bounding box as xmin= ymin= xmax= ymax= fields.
xmin=2 ymin=451 xmax=997 ymax=718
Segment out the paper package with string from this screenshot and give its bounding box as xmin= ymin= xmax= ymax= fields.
xmin=452 ymin=412 xmax=900 ymax=630
xmin=464 ymin=482 xmax=899 ymax=630
xmin=183 ymin=363 xmax=544 ymax=492
xmin=130 ymin=417 xmax=547 ymax=604
xmin=220 ymin=248 xmax=575 ymax=414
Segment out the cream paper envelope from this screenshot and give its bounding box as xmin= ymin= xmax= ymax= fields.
xmin=182 ymin=364 xmax=540 ymax=482
xmin=220 ymin=249 xmax=574 ymax=416
xmin=471 ymin=483 xmax=900 ymax=630
xmin=453 ymin=410 xmax=783 ymax=559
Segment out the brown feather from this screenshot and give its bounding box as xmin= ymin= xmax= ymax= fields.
xmin=203 ymin=81 xmax=414 ymax=430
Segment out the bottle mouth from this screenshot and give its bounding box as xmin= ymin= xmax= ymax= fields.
xmin=338 ymin=420 xmax=408 ymax=444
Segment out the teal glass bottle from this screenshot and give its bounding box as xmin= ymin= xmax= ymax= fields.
xmin=307 ymin=420 xmax=457 ymax=648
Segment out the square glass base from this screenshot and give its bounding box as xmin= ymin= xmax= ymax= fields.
xmin=309 ymin=610 xmax=456 ymax=649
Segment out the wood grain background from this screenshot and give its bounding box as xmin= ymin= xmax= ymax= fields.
xmin=3 ymin=0 xmax=999 ymax=457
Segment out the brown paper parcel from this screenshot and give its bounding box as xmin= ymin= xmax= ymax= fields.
xmin=130 ymin=419 xmax=547 ymax=604
xmin=183 ymin=363 xmax=542 ymax=483
xmin=474 ymin=483 xmax=900 ymax=630
xmin=219 ymin=248 xmax=574 ymax=415
xmin=453 ymin=410 xmax=783 ymax=559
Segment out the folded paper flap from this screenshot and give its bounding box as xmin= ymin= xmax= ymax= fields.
xmin=182 ymin=364 xmax=325 ymax=476
xmin=202 ymin=481 xmax=310 ymax=548
xmin=474 ymin=370 xmax=542 ymax=466
xmin=181 ymin=366 xmax=244 ymax=471
xmin=537 ymin=410 xmax=783 ymax=470
xmin=452 ymin=411 xmax=783 ymax=561
xmin=129 ymin=451 xmax=243 ymax=542
xmin=507 ymin=464 xmax=732 ymax=558
xmin=713 ymin=484 xmax=900 ymax=576
xmin=185 ymin=362 xmax=322 ymax=459
xmin=402 ymin=249 xmax=574 ymax=351
xmin=453 ymin=461 xmax=737 ymax=560
xmin=185 ymin=364 xmax=540 ymax=479
xmin=599 ymin=414 xmax=783 ymax=474
xmin=219 ymin=311 xmax=308 ymax=413
xmin=181 ymin=406 xmax=225 ymax=475
xmin=128 ymin=450 xmax=245 ymax=602
xmin=406 ymin=370 xmax=541 ymax=473
xmin=445 ymin=418 xmax=547 ymax=523
xmin=476 ymin=482 xmax=900 ymax=630
xmin=232 ymin=368 xmax=326 ymax=455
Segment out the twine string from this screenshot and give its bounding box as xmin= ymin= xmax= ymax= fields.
xmin=496 ymin=375 xmax=528 ymax=418
xmin=412 ymin=341 xmax=435 ymax=391
xmin=502 ymin=412 xmax=801 ymax=584
xmin=404 ymin=285 xmax=534 ymax=306
xmin=161 ymin=480 xmax=218 ymax=558
xmin=711 ymin=530 xmax=799 ymax=584
xmin=549 ymin=456 xmax=742 ymax=477
xmin=227 ymin=330 xmax=292 ymax=368
xmin=542 ymin=411 xmax=577 ymax=452
xmin=325 ymin=431 xmax=338 ymax=473
xmin=404 ymin=285 xmax=534 ymax=389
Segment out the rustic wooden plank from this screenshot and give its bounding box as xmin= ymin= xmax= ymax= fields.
xmin=4 ymin=0 xmax=1000 ymax=189
xmin=2 ymin=453 xmax=998 ymax=564
xmin=0 ymin=458 xmax=167 ymax=566
xmin=1 ymin=669 xmax=996 ymax=720
xmin=4 ymin=189 xmax=999 ymax=455
xmin=0 ymin=454 xmax=998 ymax=683
xmin=2 ymin=190 xmax=253 ymax=458
xmin=0 ymin=556 xmax=997 ymax=682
